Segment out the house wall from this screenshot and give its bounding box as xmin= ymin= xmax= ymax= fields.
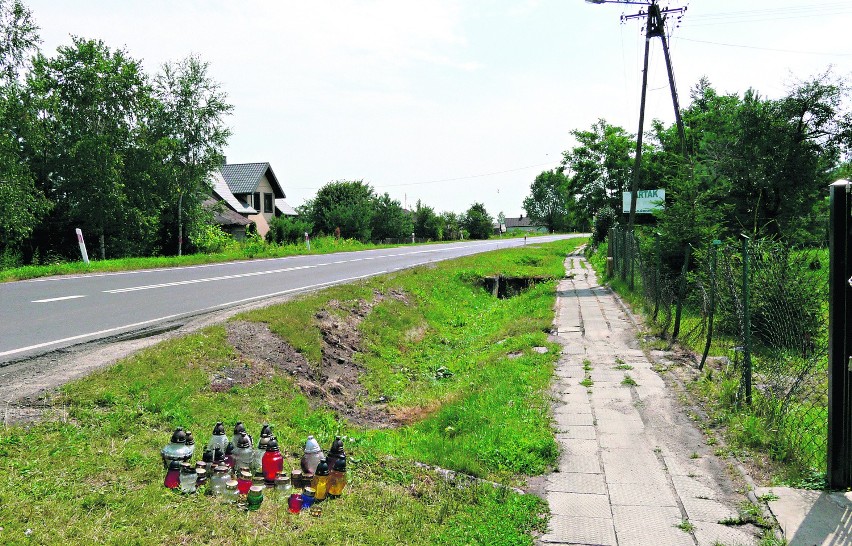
xmin=245 ymin=174 xmax=277 ymax=237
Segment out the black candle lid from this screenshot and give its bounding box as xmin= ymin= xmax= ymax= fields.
xmin=169 ymin=427 xmax=186 ymax=444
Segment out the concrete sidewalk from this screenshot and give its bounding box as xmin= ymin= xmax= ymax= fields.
xmin=538 ymin=251 xmax=760 ymax=546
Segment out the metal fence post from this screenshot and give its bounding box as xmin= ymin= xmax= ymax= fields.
xmin=828 ymin=180 xmax=852 ymax=489
xmin=653 ymin=233 xmax=661 ymax=321
xmin=742 ymin=235 xmax=752 ymax=407
xmin=672 ymin=245 xmax=691 ymax=339
xmin=628 ymin=232 xmax=635 ymax=290
xmin=699 ymin=239 xmax=721 ymax=370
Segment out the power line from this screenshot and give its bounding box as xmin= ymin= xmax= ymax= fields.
xmin=290 ymin=161 xmax=559 ymax=191
xmin=677 ymin=36 xmax=852 ymax=57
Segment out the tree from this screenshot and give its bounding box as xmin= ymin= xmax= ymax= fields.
xmin=0 ymin=0 xmax=46 ymax=259
xmin=371 ymin=192 xmax=412 ymax=241
xmin=463 ymin=202 xmax=493 ymax=240
xmin=413 ymin=200 xmax=441 ymax=240
xmin=0 ymin=0 xmax=38 ymax=84
xmin=439 ymin=211 xmax=462 ymax=240
xmin=309 ymin=180 xmax=375 ymax=240
xmin=153 ymin=55 xmax=233 ymax=255
xmin=561 ymin=120 xmax=635 ymax=224
xmin=522 ymin=169 xmax=575 ymax=233
xmin=27 ymin=38 xmax=154 ymax=259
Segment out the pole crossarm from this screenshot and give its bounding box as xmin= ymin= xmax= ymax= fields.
xmin=611 ymin=0 xmax=687 ymax=232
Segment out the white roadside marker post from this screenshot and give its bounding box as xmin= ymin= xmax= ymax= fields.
xmin=76 ymin=228 xmax=90 ymax=265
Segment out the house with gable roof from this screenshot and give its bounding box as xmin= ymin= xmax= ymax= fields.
xmin=202 ymin=170 xmax=256 ymax=239
xmin=219 ymin=162 xmax=296 ymax=237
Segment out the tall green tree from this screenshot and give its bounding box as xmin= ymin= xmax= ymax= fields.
xmin=463 ymin=202 xmax=493 ymax=240
xmin=371 ymin=192 xmax=412 ymax=241
xmin=562 ymin=119 xmax=635 ymax=222
xmin=27 ymin=38 xmax=153 ymax=259
xmin=0 ymin=0 xmax=38 ymax=84
xmin=153 ymin=54 xmax=233 ymax=255
xmin=0 ymin=0 xmax=47 ymax=259
xmin=413 ymin=200 xmax=441 ymax=240
xmin=309 ymin=180 xmax=375 ymax=240
xmin=439 ymin=211 xmax=462 ymax=240
xmin=522 ymin=169 xmax=574 ymax=233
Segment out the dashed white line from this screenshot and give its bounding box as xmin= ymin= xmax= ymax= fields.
xmin=32 ymin=295 xmax=87 ymax=303
xmin=104 ymin=265 xmax=317 ymax=294
xmin=1 ymin=271 xmax=384 ymax=359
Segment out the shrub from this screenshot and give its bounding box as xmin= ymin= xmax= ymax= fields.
xmin=592 ymin=208 xmax=618 ymax=246
xmin=266 ymin=216 xmax=314 ymax=245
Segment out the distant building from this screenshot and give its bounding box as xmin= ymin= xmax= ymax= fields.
xmin=217 ymin=162 xmax=296 ymax=237
xmin=503 ymin=215 xmax=548 ymax=233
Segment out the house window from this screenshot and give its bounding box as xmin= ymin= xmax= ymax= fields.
xmin=253 ymin=192 xmax=261 ymax=210
xmin=264 ymin=193 xmax=273 ymax=213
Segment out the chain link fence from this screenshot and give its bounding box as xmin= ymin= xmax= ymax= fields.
xmin=607 ymin=226 xmax=829 ymax=474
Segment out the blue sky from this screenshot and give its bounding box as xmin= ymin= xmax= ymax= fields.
xmin=27 ymin=1 xmax=852 ymax=217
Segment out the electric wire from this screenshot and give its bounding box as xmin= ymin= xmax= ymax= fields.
xmin=677 ymin=36 xmax=852 ymax=57
xmin=290 ymin=161 xmax=559 ymax=191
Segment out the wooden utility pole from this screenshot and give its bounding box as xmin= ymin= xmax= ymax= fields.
xmin=621 ymin=1 xmax=687 ymax=232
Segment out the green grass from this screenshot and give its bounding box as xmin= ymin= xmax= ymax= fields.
xmin=0 ymin=237 xmax=586 ymax=545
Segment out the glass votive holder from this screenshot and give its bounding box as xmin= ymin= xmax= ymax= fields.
xmin=288 ymin=493 xmax=303 ymax=514
xmin=301 ymin=487 xmax=316 ymax=509
xmin=247 ymin=485 xmax=264 ymax=511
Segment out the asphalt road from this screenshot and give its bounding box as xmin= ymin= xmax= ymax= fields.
xmin=0 ymin=235 xmax=581 ymax=363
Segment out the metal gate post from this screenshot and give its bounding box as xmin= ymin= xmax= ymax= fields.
xmin=828 ymin=180 xmax=852 ymax=489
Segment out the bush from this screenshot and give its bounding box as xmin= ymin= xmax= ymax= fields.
xmin=266 ymin=216 xmax=314 ymax=245
xmin=592 ymin=208 xmax=618 ymax=246
xmin=188 ymin=223 xmax=233 ymax=253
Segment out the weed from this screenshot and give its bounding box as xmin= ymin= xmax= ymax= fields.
xmin=615 ymin=357 xmax=625 ymax=365
xmin=614 ymin=363 xmax=633 ymax=371
xmin=758 ymin=492 xmax=779 ymax=503
xmin=580 ymin=377 xmax=594 ymax=388
xmin=621 ymin=375 xmax=638 ymax=387
xmin=675 ymin=520 xmax=695 ymax=533
xmin=720 ymin=501 xmax=773 ymax=529
xmin=582 ymin=359 xmax=593 ymax=371
xmin=690 ymin=452 xmax=701 ymax=459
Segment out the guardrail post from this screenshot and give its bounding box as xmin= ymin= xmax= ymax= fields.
xmin=828 ymin=180 xmax=852 ymax=489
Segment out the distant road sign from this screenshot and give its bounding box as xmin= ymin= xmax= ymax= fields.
xmin=622 ymin=189 xmax=665 ymax=214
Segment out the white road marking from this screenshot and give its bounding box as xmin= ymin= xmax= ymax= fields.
xmin=1 ymin=271 xmax=384 ymax=359
xmin=32 ymin=295 xmax=87 ymax=303
xmin=104 ymin=264 xmax=317 ymax=294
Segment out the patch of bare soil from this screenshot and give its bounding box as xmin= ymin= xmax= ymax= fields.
xmin=225 ymin=290 xmax=409 ymax=428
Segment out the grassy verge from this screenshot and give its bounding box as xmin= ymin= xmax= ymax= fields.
xmin=0 ymin=237 xmax=585 ymax=545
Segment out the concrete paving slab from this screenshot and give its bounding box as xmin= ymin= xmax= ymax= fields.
xmin=692 ymin=521 xmax=757 ymax=546
xmin=548 ymin=491 xmax=612 ymax=518
xmin=607 ymin=482 xmax=679 ymax=507
xmin=555 ymin=412 xmax=594 ymax=427
xmin=681 ymin=496 xmax=739 ymax=523
xmin=598 ymin=433 xmax=647 ymax=449
xmin=756 ymin=486 xmax=852 ymax=546
xmin=557 ymin=426 xmax=597 ymax=440
xmin=558 ymin=453 xmax=602 ymax=474
xmin=540 ymin=514 xmax=617 ymax=545
xmin=558 ymin=438 xmax=599 ymax=457
xmin=671 ymin=474 xmax=721 ymax=501
xmin=547 ymin=472 xmax=608 ymax=495
xmin=612 ymin=505 xmax=695 ymax=546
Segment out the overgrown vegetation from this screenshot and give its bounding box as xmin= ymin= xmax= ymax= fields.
xmin=0 ymin=238 xmax=584 ymax=544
